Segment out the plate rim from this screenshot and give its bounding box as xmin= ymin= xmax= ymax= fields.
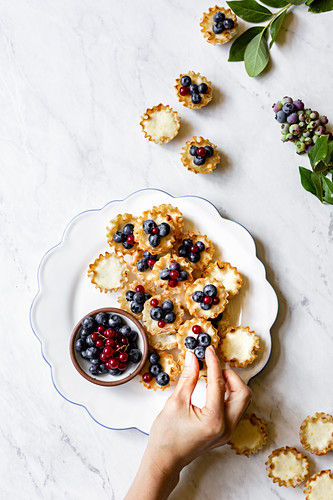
xmin=29 ymin=187 xmax=278 ymax=435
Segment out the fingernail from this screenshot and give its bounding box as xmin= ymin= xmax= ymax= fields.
xmin=185 ymin=350 xmax=194 ymax=366
xmin=207 ymin=345 xmax=215 ymax=353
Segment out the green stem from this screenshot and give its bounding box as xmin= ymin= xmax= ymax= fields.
xmin=264 ymin=2 xmax=292 ymax=33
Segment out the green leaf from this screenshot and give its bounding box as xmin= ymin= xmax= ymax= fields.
xmin=306 ymin=0 xmax=316 ymax=4
xmin=311 ymin=172 xmax=324 ymax=202
xmin=244 ymin=31 xmax=270 ymax=77
xmin=308 ymin=0 xmax=333 ymax=12
xmin=261 ymin=0 xmax=289 ymax=6
xmin=270 ymin=10 xmax=287 ymax=47
xmin=308 ymin=135 xmax=329 ymax=167
xmin=299 ymin=167 xmax=317 ymax=195
xmin=322 ymin=176 xmax=333 ymax=204
xmin=290 ymin=0 xmax=307 ymax=5
xmin=324 ymin=141 xmax=333 ymax=166
xmin=313 ymin=160 xmax=328 ymax=173
xmin=228 ymin=27 xmax=264 ymax=62
xmin=227 ymin=0 xmax=272 ymax=22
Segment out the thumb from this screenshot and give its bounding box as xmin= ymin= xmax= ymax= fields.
xmin=173 ymin=351 xmax=199 ymax=403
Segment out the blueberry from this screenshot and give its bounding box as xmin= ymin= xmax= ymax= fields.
xmin=123 ymin=223 xmax=134 ymax=235
xmin=189 ymin=251 xmax=201 ymax=263
xmin=122 ymin=241 xmax=133 ymax=250
xmin=189 ymin=145 xmax=198 ymax=156
xmin=156 ymin=372 xmax=170 ymax=386
xmin=192 ymin=291 xmax=204 ymax=302
xmin=137 ymin=259 xmax=149 ymax=272
xmin=204 ymin=146 xmax=214 ymax=158
xmin=91 ymin=358 xmax=100 ymax=366
xmin=213 ymin=22 xmax=224 ymax=34
xmin=189 ymin=84 xmax=198 ymax=94
xmin=149 ymin=234 xmax=161 ymax=247
xmin=185 ymin=336 xmax=198 ymax=350
xmin=164 ymin=312 xmax=176 ymax=323
xmin=201 ymin=303 xmax=212 ymax=310
xmin=99 ymin=363 xmax=108 ymax=373
xmin=158 ymin=223 xmax=170 ymax=237
xmin=194 ymin=346 xmax=206 ymax=360
xmin=210 ymin=312 xmax=224 ymax=329
xmin=203 ymin=284 xmax=217 ymax=297
xmin=109 ymin=368 xmax=121 ymax=376
xmin=86 ymin=335 xmax=95 ymax=347
xmin=194 ymin=156 xmax=205 ymax=166
xmin=169 ymin=262 xmax=180 ymax=271
xmin=282 ymin=102 xmax=295 ymax=115
xmin=213 ymin=11 xmax=225 ymax=22
xmin=144 ymin=293 xmax=152 ymax=301
xmin=223 ymin=18 xmax=234 ymax=29
xmin=150 ymin=307 xmax=164 ymax=321
xmin=198 ymin=83 xmax=208 ymax=94
xmin=86 ymin=347 xmax=99 ymax=359
xmin=89 ymin=365 xmax=99 ymax=376
xmin=149 ymin=363 xmax=162 ymax=376
xmin=162 ymin=300 xmax=174 ymax=312
xmin=80 ymin=350 xmax=89 ymax=359
xmin=148 ymin=354 xmax=159 ymax=367
xmin=133 ymin=292 xmax=145 ymax=304
xmin=129 ymin=348 xmax=142 ymax=363
xmin=75 ymin=338 xmax=86 ymax=352
xmin=195 ymin=241 xmax=205 ymax=252
xmin=108 ymin=314 xmax=123 ymax=329
xmin=143 ymin=251 xmax=153 ymax=259
xmin=80 ymin=328 xmax=90 ymax=338
xmin=191 ymin=93 xmax=201 ymax=105
xmin=178 ymin=245 xmax=188 ymax=258
xmin=183 ymin=238 xmax=193 ymax=247
xmin=198 ymin=333 xmax=211 ymax=347
xmin=130 ymin=301 xmax=144 ymax=314
xmin=275 ymin=110 xmax=287 ymax=123
xmin=198 ymin=360 xmax=204 ymax=370
xmin=113 ymin=231 xmax=124 ymax=243
xmin=143 ymin=219 xmax=156 ymax=234
xmin=81 ymin=316 xmax=96 ymax=332
xmin=160 ymin=268 xmax=170 ymax=280
xmin=178 ymin=270 xmax=188 ymax=281
xmin=125 ymin=290 xmax=135 ymax=301
xmin=95 ymin=311 xmax=109 ymax=326
xmin=129 ymin=330 xmax=138 ymax=343
xmin=181 ymin=75 xmax=191 ymax=87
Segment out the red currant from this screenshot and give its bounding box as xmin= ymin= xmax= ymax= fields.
xmin=127 ymin=234 xmax=135 ymax=245
xmin=204 ymin=296 xmax=212 ymax=305
xmin=119 ymin=352 xmax=129 ymax=362
xmin=105 ymin=328 xmax=115 ymax=338
xmin=91 ymin=332 xmax=99 ymax=342
xmin=95 ymin=339 xmax=104 ymax=348
xmin=158 ymin=320 xmax=166 ymax=328
xmin=147 ymin=258 xmax=156 ymax=268
xmin=150 ymin=298 xmax=159 ymax=307
xmin=135 ymin=285 xmax=145 ymax=293
xmin=192 ymin=325 xmax=202 ymax=335
xmin=109 ymin=358 xmax=119 ymax=369
xmin=105 ymin=338 xmax=115 ymax=346
xmin=97 ymin=325 xmax=104 ymax=333
xmin=115 ymin=343 xmax=122 ymax=350
xmin=179 ymin=86 xmax=190 ymax=96
xmin=121 ymin=337 xmax=129 ymax=345
xmin=168 ymin=279 xmax=178 ymax=288
xmin=103 ymin=346 xmax=114 ymax=357
xmin=170 ymin=270 xmax=179 ymax=279
xmin=100 ymin=353 xmax=108 ymax=362
xmin=143 ymin=372 xmax=153 ymax=383
xmin=190 ymin=245 xmax=198 ymax=253
xmin=118 ymin=362 xmax=127 ymax=371
xmin=213 ymin=297 xmax=220 ymax=305
xmin=152 ymin=227 xmax=159 ymax=234
xmin=197 ymin=147 xmax=207 ymax=157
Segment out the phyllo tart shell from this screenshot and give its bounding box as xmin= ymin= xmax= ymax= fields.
xmin=304 ymin=470 xmax=333 ymax=500
xmin=142 ymin=292 xmax=184 ymax=336
xmin=185 ymin=277 xmax=228 ymax=319
xmin=181 ymin=136 xmax=220 ymax=175
xmin=175 ymin=72 xmax=213 ymax=110
xmin=219 ymin=326 xmax=260 ymax=368
xmin=140 ymin=351 xmax=179 ymax=391
xmin=140 ymin=104 xmax=180 ymax=144
xmin=266 ymin=446 xmax=309 ymax=488
xmin=152 ymin=254 xmax=194 ymax=293
xmin=200 ymin=6 xmax=238 ymax=45
xmin=87 ymin=252 xmax=129 ymax=293
xmin=202 ymin=260 xmax=242 ymax=298
xmin=228 ymin=413 xmax=268 ymax=457
xmin=175 ymin=231 xmax=215 ymax=272
xmin=117 ymin=279 xmax=156 ymax=319
xmin=300 ymin=412 xmax=333 ymax=455
xmin=106 ymin=213 xmax=138 ymax=255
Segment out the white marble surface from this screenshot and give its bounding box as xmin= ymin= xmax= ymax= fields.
xmin=1 ymin=1 xmax=333 ymax=498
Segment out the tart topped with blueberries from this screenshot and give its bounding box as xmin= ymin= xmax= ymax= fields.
xmin=140 ymin=350 xmax=179 ymax=391
xmin=140 ymin=104 xmax=180 ymax=144
xmin=175 ymin=232 xmax=214 ymax=272
xmin=106 ymin=213 xmax=138 ymax=254
xmin=200 ymin=6 xmax=237 ymax=45
xmin=181 ymin=136 xmax=220 ymax=175
xmin=175 ymin=71 xmax=213 ymax=110
xmin=152 ymin=254 xmax=193 ymax=292
xmin=142 ymin=293 xmax=183 ymax=336
xmin=185 ymin=277 xmax=228 ymax=319
xmin=118 ymin=281 xmax=155 ymax=319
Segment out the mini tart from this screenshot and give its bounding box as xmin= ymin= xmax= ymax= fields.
xmin=175 ymin=231 xmax=215 ymax=271
xmin=147 ymin=332 xmax=178 ymax=351
xmin=131 ymin=249 xmax=163 ymax=280
xmin=185 ymin=277 xmax=228 ymax=319
xmin=88 ymin=252 xmax=128 ymax=293
xmin=200 ymin=6 xmax=238 ymax=45
xmin=175 ymin=72 xmax=213 ymax=110
xmin=134 ymin=204 xmax=181 ymax=255
xmin=304 ymin=470 xmax=333 ymax=500
xmin=106 ymin=213 xmax=138 ymax=255
xmin=266 ymin=447 xmax=309 ymax=488
xmin=142 ymin=293 xmax=183 ymax=336
xmin=152 ymin=254 xmax=194 ymax=293
xmin=140 ymin=104 xmax=180 ymax=144
xmin=177 ymin=318 xmax=219 ymax=380
xmin=219 ymin=326 xmax=260 ymax=368
xmin=117 ymin=280 xmax=156 ymax=319
xmin=181 ymin=137 xmax=220 ymax=175
xmin=300 ymin=413 xmax=333 ymax=455
xmin=202 ymin=260 xmax=242 ymax=298
xmin=210 ymin=305 xmax=231 ymax=335
xmin=228 ymin=414 xmax=268 ymax=457
xmin=140 ymin=351 xmax=178 ymax=391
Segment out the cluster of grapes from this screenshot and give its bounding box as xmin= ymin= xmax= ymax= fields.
xmin=273 ymin=97 xmax=330 ymax=154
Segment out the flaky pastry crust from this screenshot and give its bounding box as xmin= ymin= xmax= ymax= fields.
xmin=202 ymin=260 xmax=242 ymax=298
xmin=266 ymin=446 xmax=309 ymax=488
xmin=300 ymin=412 xmax=333 ymax=455
xmin=181 ymin=137 xmax=220 ymax=175
xmin=140 ymin=351 xmax=179 ymax=391
xmin=304 ymin=470 xmax=333 ymax=499
xmin=140 ymin=104 xmax=180 ymax=144
xmin=185 ymin=277 xmax=228 ymax=319
xmin=147 ymin=332 xmax=178 ymax=351
xmin=228 ymin=413 xmax=268 ymax=457
xmin=106 ymin=213 xmax=138 ymax=255
xmin=219 ymin=326 xmax=260 ymax=368
xmin=175 ymin=72 xmax=213 ymax=110
xmin=200 ymin=6 xmax=238 ymax=45
xmin=87 ymin=252 xmax=128 ymax=293
xmin=134 ymin=205 xmax=180 ymax=255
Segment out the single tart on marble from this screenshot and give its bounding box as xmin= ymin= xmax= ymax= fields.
xmin=152 ymin=254 xmax=193 ymax=292
xmin=106 ymin=213 xmax=138 ymax=254
xmin=140 ymin=104 xmax=180 ymax=144
xmin=219 ymin=326 xmax=260 ymax=368
xmin=142 ymin=293 xmax=183 ymax=336
xmin=304 ymin=470 xmax=333 ymax=500
xmin=300 ymin=412 xmax=333 ymax=455
xmin=181 ymin=137 xmax=220 ymax=175
xmin=175 ymin=72 xmax=213 ymax=109
xmin=175 ymin=232 xmax=215 ymax=272
xmin=200 ymin=6 xmax=237 ymax=45
xmin=117 ymin=281 xmax=155 ymax=318
xmin=146 ymin=331 xmax=178 ymax=351
xmin=266 ymin=447 xmax=309 ymax=488
xmin=228 ymin=413 xmax=268 ymax=457
xmin=177 ymin=318 xmax=220 ymax=380
xmin=185 ymin=277 xmax=228 ymax=319
xmin=202 ymin=260 xmax=242 ymax=298
xmin=140 ymin=350 xmax=178 ymax=391
xmin=88 ymin=252 xmax=129 ymax=293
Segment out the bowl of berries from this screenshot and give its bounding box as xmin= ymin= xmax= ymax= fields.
xmin=70 ymin=307 xmax=148 ymax=386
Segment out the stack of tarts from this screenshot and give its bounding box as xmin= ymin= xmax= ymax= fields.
xmin=88 ymin=203 xmax=261 ymax=391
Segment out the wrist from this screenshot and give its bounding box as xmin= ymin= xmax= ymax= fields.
xmin=143 ymin=445 xmax=183 ymax=480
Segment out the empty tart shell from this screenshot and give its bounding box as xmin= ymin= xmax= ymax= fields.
xmin=140 ymin=351 xmax=179 ymax=391
xmin=177 ymin=318 xmax=219 ymax=380
xmin=140 ymin=104 xmax=180 ymax=144
xmin=117 ymin=280 xmax=156 ymax=319
xmin=185 ymin=277 xmax=228 ymax=319
xmin=181 ymin=137 xmax=220 ymax=175
xmin=174 ymin=231 xmax=215 ymax=272
xmin=300 ymin=412 xmax=333 ymax=455
xmin=304 ymin=470 xmax=333 ymax=500
xmin=152 ymin=254 xmax=194 ymax=293
xmin=175 ymin=71 xmax=213 ymax=110
xmin=200 ymin=6 xmax=238 ymax=45
xmin=88 ymin=252 xmax=129 ymax=293
xmin=202 ymin=260 xmax=242 ymax=298
xmin=219 ymin=326 xmax=260 ymax=368
xmin=266 ymin=446 xmax=309 ymax=488
xmin=228 ymin=413 xmax=268 ymax=457
xmin=142 ymin=292 xmax=184 ymax=336
xmin=106 ymin=213 xmax=138 ymax=255
xmin=147 ymin=331 xmax=178 ymax=351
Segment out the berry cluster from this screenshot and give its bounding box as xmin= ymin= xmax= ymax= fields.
xmin=75 ymin=312 xmax=142 ymax=376
xmin=143 ymin=219 xmax=171 ymax=248
xmin=178 ymin=238 xmax=205 ymax=263
xmin=113 ymin=223 xmax=136 ymax=250
xmin=136 ymin=251 xmax=157 ymax=273
xmin=142 ymin=352 xmax=170 ymax=387
xmin=189 ymin=144 xmax=214 ymax=166
xmin=159 ymin=261 xmax=189 ymax=287
xmin=212 ymin=11 xmax=234 ymax=34
xmin=149 ymin=298 xmax=176 ymax=328
xmin=192 ymin=284 xmax=219 ymax=311
xmin=179 ymin=75 xmax=208 ymax=105
xmin=184 ymin=324 xmax=211 ymax=364
xmin=125 ymin=285 xmax=152 ymax=315
xmin=273 ymin=96 xmax=330 ymax=154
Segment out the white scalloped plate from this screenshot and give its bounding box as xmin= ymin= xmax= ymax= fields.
xmin=30 ymin=189 xmax=278 ymax=434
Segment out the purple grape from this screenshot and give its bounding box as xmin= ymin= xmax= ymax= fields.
xmin=287 ymin=112 xmax=298 ymax=124
xmin=293 ymin=99 xmax=304 ymax=111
